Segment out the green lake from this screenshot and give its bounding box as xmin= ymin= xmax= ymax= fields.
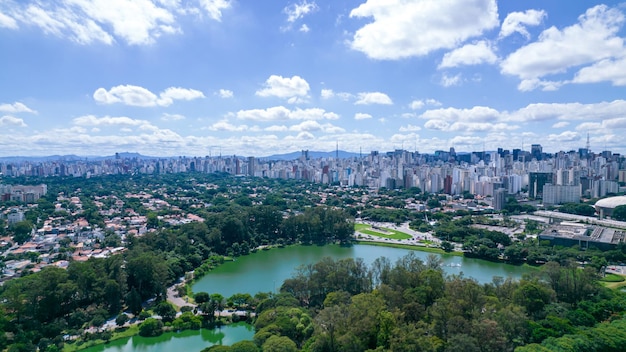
xmin=79 ymin=322 xmax=254 ymax=352
xmin=193 ymin=243 xmax=533 ymax=297
xmin=85 ymin=243 xmax=533 ymax=352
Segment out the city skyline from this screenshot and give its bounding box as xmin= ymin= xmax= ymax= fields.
xmin=2 ymin=1 xmax=626 ymax=157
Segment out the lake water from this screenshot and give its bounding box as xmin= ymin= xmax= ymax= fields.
xmin=79 ymin=322 xmax=254 ymax=352
xmin=192 ymin=243 xmax=532 ymax=297
xmin=85 ymin=244 xmax=533 ymax=352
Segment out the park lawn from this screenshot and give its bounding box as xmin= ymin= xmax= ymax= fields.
xmin=600 ymin=272 xmax=626 ymax=290
xmin=63 ymin=325 xmax=139 ymax=352
xmin=355 ymin=241 xmax=462 ymax=256
xmin=355 ymin=224 xmax=412 ymax=240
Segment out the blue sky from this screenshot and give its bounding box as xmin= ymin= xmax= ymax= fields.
xmin=1 ymin=0 xmax=626 ymax=157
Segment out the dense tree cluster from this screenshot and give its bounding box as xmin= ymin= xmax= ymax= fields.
xmin=251 ymin=254 xmax=626 ymax=352
xmin=0 ymin=174 xmax=355 ymax=350
xmin=558 ymin=203 xmax=596 ymax=217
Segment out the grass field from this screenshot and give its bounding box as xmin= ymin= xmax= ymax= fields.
xmin=354 ymin=223 xmax=412 ymax=240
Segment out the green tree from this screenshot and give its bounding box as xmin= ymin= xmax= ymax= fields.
xmin=194 ymin=292 xmax=210 ymax=304
xmin=261 ymin=335 xmax=297 ymax=352
xmin=154 ymin=301 xmax=177 ymax=323
xmin=613 ymin=204 xmax=626 ymax=221
xmin=138 ymin=318 xmax=163 ymax=337
xmin=10 ymin=220 xmax=33 ymax=244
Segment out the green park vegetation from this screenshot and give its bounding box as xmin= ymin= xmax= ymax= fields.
xmin=247 ymin=254 xmax=626 ymax=352
xmin=2 ymin=172 xmax=626 ymax=351
xmin=601 ymin=273 xmax=626 ymax=282
xmin=354 ymin=223 xmax=412 ymax=240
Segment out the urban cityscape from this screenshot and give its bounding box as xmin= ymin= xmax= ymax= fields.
xmin=2 ymin=141 xmax=624 ymax=208
xmin=3 ymin=0 xmax=626 ymax=351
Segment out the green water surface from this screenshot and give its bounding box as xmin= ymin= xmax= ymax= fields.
xmin=193 ymin=243 xmax=532 ymax=297
xmin=79 ymin=322 xmax=254 ymax=352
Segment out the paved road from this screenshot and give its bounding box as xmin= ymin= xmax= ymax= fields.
xmin=167 ymin=283 xmax=194 ymax=308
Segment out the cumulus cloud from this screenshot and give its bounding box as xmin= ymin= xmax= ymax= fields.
xmin=501 ymin=5 xmax=625 ymax=89
xmin=354 ymin=113 xmax=372 ymax=120
xmin=355 ymin=92 xmax=392 ymax=105
xmin=289 ymin=120 xmax=345 ymax=133
xmin=0 ymin=115 xmax=27 ymax=127
xmin=552 ymin=121 xmax=570 ymax=128
xmin=208 ymin=120 xmax=249 ymax=132
xmin=440 ymin=73 xmax=462 ymax=87
xmin=73 ymin=115 xmax=152 ymax=128
xmin=349 ymin=0 xmax=499 ymax=60
xmin=216 ymin=89 xmax=234 ymax=98
xmin=199 ymin=0 xmax=232 ymax=21
xmin=499 ymin=9 xmax=546 ymax=39
xmin=548 ymin=131 xmax=581 ymax=142
xmin=399 ymin=124 xmax=421 ymax=132
xmin=93 ymin=85 xmax=205 ymax=107
xmin=320 ymin=89 xmax=334 ymax=99
xmin=420 ymin=106 xmax=501 ymax=122
xmin=299 ymin=24 xmax=310 ymax=32
xmin=508 ymin=100 xmax=626 ymax=122
xmin=0 ymin=102 xmax=36 ymax=114
xmin=1 ymin=0 xmax=230 ymax=45
xmin=284 ymin=1 xmax=317 ymax=23
xmin=161 ymin=113 xmax=185 ymax=121
xmin=573 ymin=56 xmax=626 ymax=86
xmin=256 ymin=75 xmax=310 ymax=103
xmin=0 ymin=11 xmax=18 ymax=29
xmin=236 ymin=106 xmax=339 ymax=122
xmin=439 ymin=41 xmax=498 ymax=68
xmin=409 ymin=99 xmax=442 ymax=110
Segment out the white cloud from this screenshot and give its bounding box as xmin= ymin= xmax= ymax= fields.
xmin=199 ymin=0 xmax=231 ymax=21
xmin=289 ymin=120 xmax=344 ymax=133
xmin=410 ymin=99 xmax=443 ymax=110
xmin=439 ymin=40 xmax=498 ymax=68
xmin=208 ymin=120 xmax=249 ymax=132
xmin=501 ymin=5 xmax=625 ymax=88
xmin=3 ymin=0 xmax=230 ymax=46
xmin=552 ymin=121 xmax=570 ymax=128
xmin=409 ymin=100 xmax=424 ymax=110
xmin=93 ymin=85 xmax=204 ymax=107
xmin=265 ymin=125 xmax=289 ymax=132
xmin=320 ymin=89 xmax=334 ymax=99
xmin=217 ymin=89 xmax=234 ymax=98
xmin=354 ymin=113 xmax=372 ymax=120
xmin=547 ymin=131 xmax=581 ymax=142
xmin=161 ymin=113 xmax=185 ymax=121
xmin=420 ymin=106 xmax=501 ymax=122
xmin=499 ymin=9 xmax=546 ymax=39
xmin=355 ymin=92 xmax=392 ymax=105
xmin=0 ymin=11 xmax=18 ymax=29
xmin=236 ymin=106 xmax=339 ymax=122
xmin=349 ymin=0 xmax=499 ymax=60
xmin=399 ymin=124 xmax=421 ymax=132
xmin=517 ymin=78 xmax=564 ymax=92
xmin=573 ymin=56 xmax=626 ymax=86
xmin=256 ymin=75 xmax=310 ymax=102
xmin=508 ymin=100 xmax=626 ymax=122
xmin=440 ymin=73 xmax=462 ymax=87
xmin=73 ymin=115 xmax=152 ymax=128
xmin=0 ymin=102 xmax=36 ymax=114
xmin=0 ymin=115 xmax=27 ymax=127
xmin=284 ymin=1 xmax=317 ymax=23
xmin=424 ymin=119 xmax=449 ymax=130
xmin=158 ymin=87 xmax=205 ymax=105
xmin=299 ymin=24 xmax=310 ymax=33
xmin=577 ymin=117 xmax=626 ymax=132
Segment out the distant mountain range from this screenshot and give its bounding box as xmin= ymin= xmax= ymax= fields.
xmin=0 ymin=151 xmax=360 ymax=163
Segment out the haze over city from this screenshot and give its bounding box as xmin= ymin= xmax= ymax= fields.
xmin=1 ymin=0 xmax=626 ymax=157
